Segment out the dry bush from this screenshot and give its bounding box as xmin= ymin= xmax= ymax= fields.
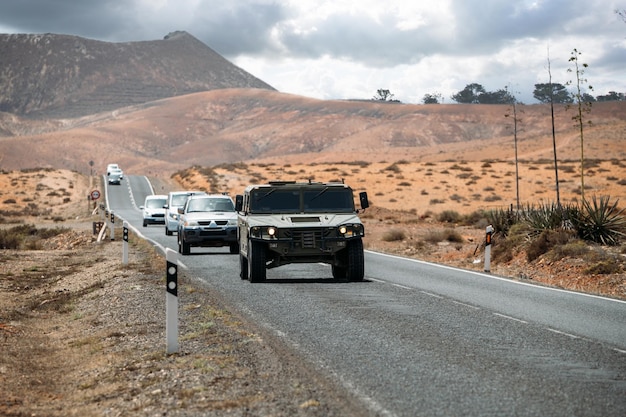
xmin=382 ymin=228 xmax=406 ymax=242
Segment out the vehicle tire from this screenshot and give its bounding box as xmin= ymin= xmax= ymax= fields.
xmin=346 ymin=238 xmax=365 ymax=282
xmin=331 ymin=264 xmax=347 ymax=280
xmin=229 ymin=242 xmax=239 ymax=254
xmin=248 ymin=240 xmax=266 ymax=283
xmin=239 ymin=253 xmax=248 ymax=280
xmin=180 ymin=235 xmax=190 ymax=255
xmin=166 ymin=226 xmax=173 ymax=236
xmin=143 ymin=221 xmax=147 ymax=227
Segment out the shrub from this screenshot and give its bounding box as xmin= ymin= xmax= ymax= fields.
xmin=442 ymin=229 xmax=464 ymax=243
xmin=526 ymin=229 xmax=574 ymax=262
xmin=572 ymin=195 xmax=626 ymax=245
xmin=437 ymin=210 xmax=461 ymax=223
xmin=382 ymin=228 xmax=406 ymax=242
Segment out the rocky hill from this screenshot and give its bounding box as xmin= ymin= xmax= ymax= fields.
xmin=0 ymin=31 xmax=274 ymax=118
xmin=0 ymin=31 xmax=624 ymax=179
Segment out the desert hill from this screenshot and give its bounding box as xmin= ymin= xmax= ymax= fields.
xmin=0 ymin=88 xmax=624 ymax=177
xmin=0 ymin=31 xmax=624 ymax=192
xmin=0 ymin=31 xmax=274 ymax=118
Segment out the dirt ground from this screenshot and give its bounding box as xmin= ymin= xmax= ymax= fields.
xmin=1 ymin=167 xmax=625 ymax=416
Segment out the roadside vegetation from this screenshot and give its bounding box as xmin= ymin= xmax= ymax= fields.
xmin=0 ymin=224 xmax=69 ymax=249
xmin=487 ymin=196 xmax=626 ymax=273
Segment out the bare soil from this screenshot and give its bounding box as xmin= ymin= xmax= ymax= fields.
xmin=1 ymin=167 xmax=625 ymax=416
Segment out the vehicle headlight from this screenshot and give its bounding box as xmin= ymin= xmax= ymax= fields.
xmin=338 ymin=224 xmax=364 ymax=237
xmin=267 ymin=226 xmax=276 ymax=237
xmin=184 ymin=220 xmax=199 ymax=227
xmin=227 ymin=218 xmax=238 ymax=226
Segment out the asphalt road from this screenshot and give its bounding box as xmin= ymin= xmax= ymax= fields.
xmin=105 ymin=175 xmax=626 ymax=417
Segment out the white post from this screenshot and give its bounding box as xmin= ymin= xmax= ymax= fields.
xmin=122 ymin=221 xmax=129 ymax=265
xmin=484 ymin=224 xmax=494 ymax=273
xmin=165 ymin=248 xmax=179 ymax=354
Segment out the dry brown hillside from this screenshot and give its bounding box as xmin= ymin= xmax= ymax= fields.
xmin=0 ymin=89 xmax=624 ymax=181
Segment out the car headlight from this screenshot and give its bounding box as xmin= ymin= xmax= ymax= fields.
xmin=250 ymin=226 xmax=278 ymax=239
xmin=184 ymin=220 xmax=199 ymax=227
xmin=227 ymin=218 xmax=238 ymax=226
xmin=338 ymin=224 xmax=364 ymax=237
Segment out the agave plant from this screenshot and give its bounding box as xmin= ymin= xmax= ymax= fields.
xmin=573 ymin=195 xmax=626 ymax=245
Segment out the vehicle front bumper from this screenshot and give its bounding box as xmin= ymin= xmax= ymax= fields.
xmin=180 ymin=226 xmax=237 ymax=246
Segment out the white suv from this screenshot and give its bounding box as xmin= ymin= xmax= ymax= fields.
xmin=177 ymin=194 xmax=238 ymax=255
xmin=164 ymin=190 xmax=206 ymax=235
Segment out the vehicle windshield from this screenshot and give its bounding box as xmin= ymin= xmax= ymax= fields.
xmin=146 ymin=198 xmax=166 ymax=209
xmin=171 ymin=194 xmax=189 ymax=206
xmin=187 ymin=198 xmax=234 ymax=213
xmin=249 ymin=187 xmax=354 ymax=213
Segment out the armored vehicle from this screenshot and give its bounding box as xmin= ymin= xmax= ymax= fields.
xmin=235 ymin=181 xmax=369 ymax=282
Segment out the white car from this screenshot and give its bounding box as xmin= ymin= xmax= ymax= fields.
xmin=164 ymin=190 xmax=206 ymax=235
xmin=106 ymin=163 xmax=123 ymax=179
xmin=140 ymin=194 xmax=167 ymax=227
xmin=107 ymin=168 xmax=123 ymax=185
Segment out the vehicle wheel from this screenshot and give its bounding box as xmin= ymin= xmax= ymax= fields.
xmin=229 ymin=242 xmax=239 ymax=254
xmin=346 ymin=238 xmax=364 ymax=282
xmin=143 ymin=221 xmax=147 ymax=227
xmin=180 ymin=235 xmax=190 ymax=255
xmin=240 ymin=253 xmax=248 ymax=280
xmin=331 ymin=264 xmax=347 ymax=280
xmin=166 ymin=227 xmax=173 ymax=236
xmin=248 ymin=240 xmax=266 ymax=283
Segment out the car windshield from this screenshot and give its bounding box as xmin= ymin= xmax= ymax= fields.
xmin=303 ymin=188 xmax=354 ymax=213
xmin=146 ymin=198 xmax=166 ymax=209
xmin=187 ymin=198 xmax=234 ymax=213
xmin=171 ymin=194 xmax=189 ymax=206
xmin=249 ymin=187 xmax=354 ymax=213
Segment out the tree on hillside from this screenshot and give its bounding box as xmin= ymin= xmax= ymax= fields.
xmin=545 ymin=52 xmax=561 ymax=207
xmin=567 ymin=48 xmax=594 ymax=201
xmin=422 ymin=93 xmax=442 ymax=104
xmin=373 ymin=89 xmax=397 ymax=102
xmin=478 ymin=88 xmax=516 ymax=104
xmin=596 ymin=91 xmax=625 ymax=101
xmin=504 ymin=87 xmax=523 ymax=210
xmin=533 ymin=83 xmax=573 ymax=104
xmin=451 ymin=83 xmax=486 ymax=103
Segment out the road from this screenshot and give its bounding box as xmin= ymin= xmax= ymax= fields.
xmin=106 ymin=175 xmax=626 ymax=417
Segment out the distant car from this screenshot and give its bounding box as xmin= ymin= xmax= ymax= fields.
xmin=140 ymin=194 xmax=167 ymax=227
xmin=164 ymin=190 xmax=206 ymax=236
xmin=107 ymin=168 xmax=123 ymax=185
xmin=177 ymin=194 xmax=238 ymax=255
xmin=106 ymin=163 xmax=123 ymax=179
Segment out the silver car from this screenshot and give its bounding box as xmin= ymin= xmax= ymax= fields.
xmin=177 ymin=194 xmax=238 ymax=255
xmin=164 ymin=190 xmax=206 ymax=235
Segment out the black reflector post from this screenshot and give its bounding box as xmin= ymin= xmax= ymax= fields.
xmin=122 ymin=221 xmax=129 ymax=265
xmin=484 ymin=224 xmax=494 ymax=273
xmin=165 ymin=248 xmax=179 ymax=354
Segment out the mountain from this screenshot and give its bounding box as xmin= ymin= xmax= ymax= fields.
xmin=0 ymin=31 xmax=274 ymax=118
xmin=0 ymin=32 xmax=624 ymax=177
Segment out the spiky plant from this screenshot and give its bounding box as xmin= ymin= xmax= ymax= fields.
xmin=573 ymin=195 xmax=626 ymax=245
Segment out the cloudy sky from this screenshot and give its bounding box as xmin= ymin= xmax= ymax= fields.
xmin=1 ymin=0 xmax=625 ymax=104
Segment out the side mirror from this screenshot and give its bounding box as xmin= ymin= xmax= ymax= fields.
xmin=235 ymin=195 xmax=243 ymax=212
xmin=359 ymin=192 xmax=369 ymax=210
xmin=177 ymin=207 xmax=184 ymax=215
